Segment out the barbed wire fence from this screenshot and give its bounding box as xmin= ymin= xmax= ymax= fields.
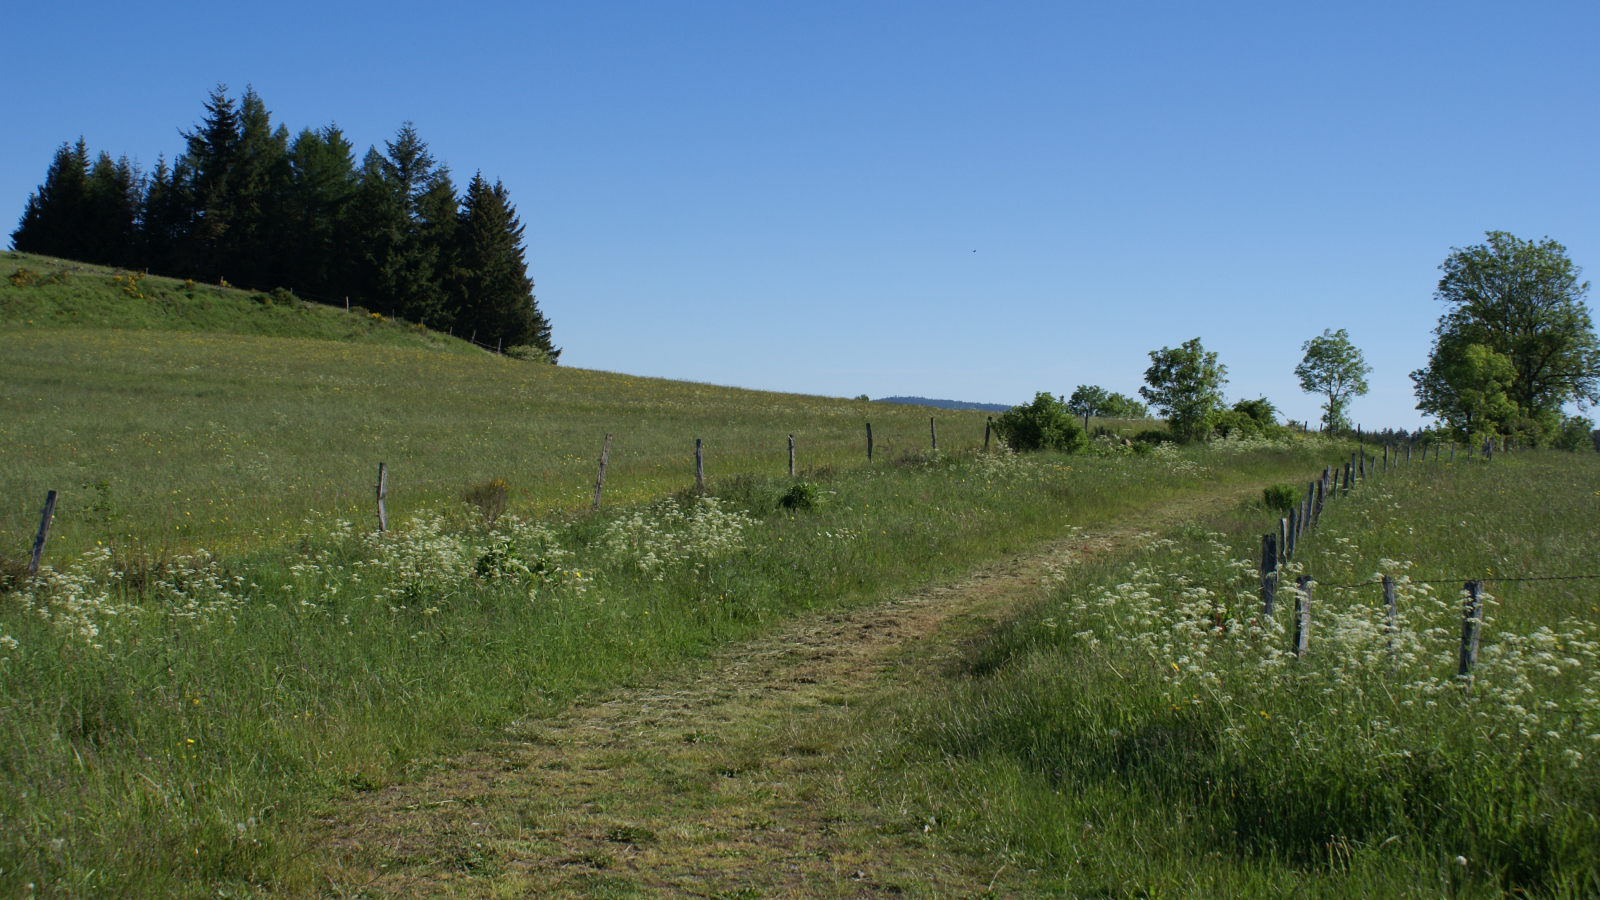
xmin=6 ymin=412 xmax=1004 ymax=570
xmin=1253 ymin=434 xmax=1592 ymax=681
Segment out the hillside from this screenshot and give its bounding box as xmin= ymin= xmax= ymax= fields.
xmin=877 ymin=395 xmax=1014 ymax=412
xmin=2 ymin=251 xmax=478 ymax=352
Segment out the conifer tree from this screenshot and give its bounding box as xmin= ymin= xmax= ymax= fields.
xmin=451 ymin=173 xmax=557 ymax=358
xmin=81 ymin=152 xmax=141 ymax=267
xmin=177 ymin=86 xmax=243 ymax=280
xmin=11 ymin=139 xmax=92 ymax=260
xmin=348 ymin=124 xmax=456 ymax=324
xmin=282 ymin=126 xmax=357 ymax=299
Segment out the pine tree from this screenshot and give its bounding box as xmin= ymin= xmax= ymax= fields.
xmin=451 ymin=173 xmax=557 ymax=358
xmin=222 ymin=88 xmax=291 ymax=288
xmin=11 ymin=139 xmax=92 ymax=260
xmin=139 ymin=155 xmax=192 ymax=275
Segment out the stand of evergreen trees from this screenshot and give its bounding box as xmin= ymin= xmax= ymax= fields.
xmin=11 ymin=86 xmax=557 ymax=359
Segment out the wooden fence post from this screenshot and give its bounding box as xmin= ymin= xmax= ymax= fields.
xmin=1313 ymin=478 xmax=1325 ymax=524
xmin=788 ymin=434 xmax=796 ymax=477
xmin=1483 ymin=439 xmax=1493 ymax=461
xmin=1293 ymin=576 xmax=1312 ymax=657
xmin=1343 ymin=462 xmax=1352 ymax=496
xmin=1449 ymin=442 xmax=1455 ymax=463
xmin=1359 ymin=449 xmax=1366 ymax=479
xmin=1458 ymin=581 xmax=1483 ymax=679
xmin=1300 ymin=498 xmax=1310 ymax=543
xmin=1282 ymin=514 xmax=1293 ymax=559
xmin=1383 ymin=574 xmax=1399 ymax=656
xmin=27 ymin=490 xmax=57 ymax=575
xmin=591 ymin=434 xmax=611 ymax=510
xmin=1383 ymin=444 xmax=1389 ymax=473
xmin=1406 ymin=441 xmax=1412 ymax=465
xmin=1260 ymin=533 xmax=1278 ymax=616
xmin=695 ymin=438 xmax=704 ymax=491
xmin=930 ymin=416 xmax=937 ymax=451
xmin=983 ymin=416 xmax=992 ymax=452
xmin=866 ymin=423 xmax=873 ymax=462
xmin=374 ymin=463 xmax=388 ymax=532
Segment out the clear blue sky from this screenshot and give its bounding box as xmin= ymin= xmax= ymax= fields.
xmin=6 ymin=2 xmax=1598 ymax=428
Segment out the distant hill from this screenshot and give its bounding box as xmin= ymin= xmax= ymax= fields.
xmin=877 ymin=396 xmax=1013 ymax=412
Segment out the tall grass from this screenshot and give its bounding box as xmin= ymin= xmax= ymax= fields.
xmin=0 ymin=427 xmax=1341 ymax=896
xmin=859 ymin=451 xmax=1600 ymax=898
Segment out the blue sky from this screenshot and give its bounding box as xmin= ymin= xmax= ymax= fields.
xmin=5 ymin=2 xmax=1598 ymax=427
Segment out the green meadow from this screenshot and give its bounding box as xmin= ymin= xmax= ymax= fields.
xmin=851 ymin=450 xmax=1600 ymax=897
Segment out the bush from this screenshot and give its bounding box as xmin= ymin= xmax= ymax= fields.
xmin=991 ymin=392 xmax=1087 ymax=453
xmin=778 ymin=481 xmax=824 ymax=511
xmin=1132 ymin=428 xmax=1171 ymax=445
xmin=1261 ymin=483 xmax=1298 ymax=511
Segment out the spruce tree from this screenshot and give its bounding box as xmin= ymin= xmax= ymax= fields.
xmin=176 ymin=86 xmax=243 ymax=281
xmin=283 ymin=126 xmax=357 ymax=299
xmin=11 ymin=139 xmax=92 ymax=260
xmin=347 ymin=124 xmax=456 ymax=324
xmin=452 ymin=173 xmax=557 ymax=358
xmin=81 ymin=152 xmax=141 ymax=267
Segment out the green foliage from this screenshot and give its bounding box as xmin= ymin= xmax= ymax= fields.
xmin=1295 ymin=327 xmax=1370 ymax=432
xmin=1261 ymin=482 xmax=1297 ymax=510
xmin=991 ymin=392 xmax=1087 ymax=453
xmin=10 ymin=87 xmax=556 ymax=350
xmin=1552 ymin=414 xmax=1595 ymax=452
xmin=1412 ymin=232 xmax=1600 ymax=431
xmin=1414 ymin=341 xmax=1519 ymax=438
xmin=777 ymin=481 xmax=824 ymax=511
xmin=1068 ymin=385 xmax=1148 ymax=420
xmin=1140 ymin=337 xmax=1227 ymax=442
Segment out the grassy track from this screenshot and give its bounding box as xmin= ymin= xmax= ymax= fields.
xmin=852 ymin=450 xmax=1600 ymax=897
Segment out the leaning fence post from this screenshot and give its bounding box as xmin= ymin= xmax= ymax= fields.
xmin=695 ymin=438 xmax=704 ymax=491
xmin=788 ymin=434 xmax=796 ymax=477
xmin=983 ymin=416 xmax=992 ymax=452
xmin=374 ymin=463 xmax=388 ymax=532
xmin=1458 ymin=581 xmax=1484 ymax=680
xmin=27 ymin=490 xmax=57 ymax=575
xmin=1293 ymin=576 xmax=1312 ymax=657
xmin=1260 ymin=533 xmax=1278 ymax=616
xmin=930 ymin=416 xmax=937 ymax=451
xmin=866 ymin=423 xmax=874 ymax=462
xmin=591 ymin=434 xmax=612 ymax=510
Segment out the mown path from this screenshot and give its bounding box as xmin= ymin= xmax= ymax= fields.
xmin=309 ymin=487 xmax=1260 ymax=899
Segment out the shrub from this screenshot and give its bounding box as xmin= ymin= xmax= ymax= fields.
xmin=463 ymin=478 xmax=510 ymax=524
xmin=991 ymin=392 xmax=1087 ymax=453
xmin=778 ymin=481 xmax=824 ymax=511
xmin=1132 ymin=428 xmax=1171 ymax=445
xmin=9 ymin=267 xmax=39 ymax=287
xmin=1261 ymin=483 xmax=1297 ymax=511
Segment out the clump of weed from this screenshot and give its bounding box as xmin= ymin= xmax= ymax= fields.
xmin=9 ymin=267 xmax=39 ymax=287
xmin=778 ymin=481 xmax=824 ymax=511
xmin=463 ymin=478 xmax=510 ymax=524
xmin=111 ymin=271 xmax=145 ymax=299
xmin=0 ymin=551 xmax=29 ymax=594
xmin=604 ymin=825 xmax=656 ymax=844
xmin=1261 ymin=483 xmax=1298 ymax=511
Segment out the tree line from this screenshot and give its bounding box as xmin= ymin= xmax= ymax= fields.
xmin=9 ymin=86 xmax=557 ymax=358
xmin=995 ymin=231 xmax=1600 ymax=452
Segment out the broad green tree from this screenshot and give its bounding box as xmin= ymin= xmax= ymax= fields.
xmin=1295 ymin=328 xmax=1370 ymax=433
xmin=1411 ymin=232 xmax=1600 ymax=436
xmin=1101 ymin=392 xmax=1148 ymax=418
xmin=1140 ymin=338 xmax=1227 ymax=442
xmin=1066 ymin=385 xmax=1110 ymax=419
xmin=1414 ymin=342 xmax=1518 ymax=437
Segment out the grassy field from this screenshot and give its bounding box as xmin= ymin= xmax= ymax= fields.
xmin=849 ymin=449 xmax=1600 ymax=897
xmin=0 ymin=288 xmax=1353 ymax=896
xmin=2 ymin=251 xmax=470 ymax=350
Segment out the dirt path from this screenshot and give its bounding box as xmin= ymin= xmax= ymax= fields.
xmin=310 ymin=488 xmax=1255 ymax=899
